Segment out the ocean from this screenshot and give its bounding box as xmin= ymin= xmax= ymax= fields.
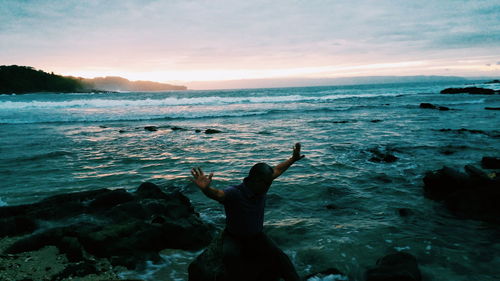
xmin=1 ymin=82 xmax=499 ymax=280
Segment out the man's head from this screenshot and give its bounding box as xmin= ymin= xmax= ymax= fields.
xmin=245 ymin=163 xmax=274 ymax=195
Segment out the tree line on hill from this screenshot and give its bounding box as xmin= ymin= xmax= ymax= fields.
xmin=0 ymin=65 xmax=187 ymax=94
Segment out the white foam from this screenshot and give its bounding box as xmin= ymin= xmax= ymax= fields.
xmin=307 ymin=274 xmax=349 ymax=281
xmin=0 ymin=92 xmax=404 ymax=110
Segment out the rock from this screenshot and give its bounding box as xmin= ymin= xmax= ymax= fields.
xmin=1 ymin=182 xmax=213 ymax=270
xmin=326 ymin=204 xmax=339 ymax=210
xmin=481 ymin=157 xmax=500 ymax=169
xmin=365 ymin=252 xmax=421 ymax=281
xmin=0 ymin=216 xmax=37 ymax=237
xmin=485 ymin=79 xmax=500 ymax=84
xmin=398 ymin=208 xmax=413 ymax=217
xmin=438 ymin=106 xmax=450 ymax=111
xmin=205 ymin=129 xmax=222 ymax=134
xmin=144 ymin=126 xmax=158 ymax=131
xmin=195 ymin=129 xmax=202 ymax=133
xmin=305 ymin=268 xmax=346 ymax=280
xmin=188 ymin=232 xmax=282 ymax=281
xmin=423 ymin=165 xmax=500 ymax=223
xmin=370 ymin=119 xmax=382 ymax=123
xmin=419 ymin=103 xmax=436 ymax=109
xmin=485 ymin=107 xmax=500 ymax=110
xmin=440 ymin=87 xmax=497 ymax=95
xmin=118 ymin=129 xmax=126 ymax=133
xmin=368 ymin=147 xmax=398 ymax=163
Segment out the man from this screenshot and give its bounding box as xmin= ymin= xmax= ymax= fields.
xmin=191 ymin=143 xmax=305 ymax=281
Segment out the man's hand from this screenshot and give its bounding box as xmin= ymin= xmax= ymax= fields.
xmin=292 ymin=143 xmax=305 ymax=162
xmin=191 ymin=167 xmax=213 ymax=190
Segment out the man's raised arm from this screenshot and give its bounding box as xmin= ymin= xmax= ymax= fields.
xmin=272 ymin=143 xmax=305 ymax=179
xmin=191 ymin=167 xmax=225 ymax=202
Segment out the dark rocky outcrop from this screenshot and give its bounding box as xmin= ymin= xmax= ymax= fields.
xmin=440 ymin=87 xmax=498 ymax=95
xmin=423 ymin=165 xmax=500 ymax=223
xmin=485 ymin=107 xmax=500 ymax=110
xmin=1 ymin=182 xmax=213 ymax=269
xmin=485 ymin=79 xmax=500 ymax=84
xmin=188 ymin=232 xmax=282 ymax=281
xmin=419 ymin=103 xmax=450 ymax=111
xmin=370 ymin=119 xmax=383 ymax=123
xmin=481 ymin=157 xmax=500 ymax=169
xmin=365 ymin=252 xmax=421 ymax=281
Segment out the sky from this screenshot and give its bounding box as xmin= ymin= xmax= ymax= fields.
xmin=1 ymin=0 xmax=500 ymax=89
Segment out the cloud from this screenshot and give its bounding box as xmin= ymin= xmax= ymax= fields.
xmin=1 ymin=0 xmax=500 ymax=80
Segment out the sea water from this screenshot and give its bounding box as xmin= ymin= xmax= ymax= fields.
xmin=1 ymin=82 xmax=499 ymax=280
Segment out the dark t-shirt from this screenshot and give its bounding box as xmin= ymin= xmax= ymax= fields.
xmin=222 ymin=182 xmax=266 ymax=237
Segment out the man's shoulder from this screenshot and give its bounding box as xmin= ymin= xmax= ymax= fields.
xmin=223 ymin=183 xmax=244 ymax=202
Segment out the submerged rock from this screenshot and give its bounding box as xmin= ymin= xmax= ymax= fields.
xmin=440 ymin=87 xmax=497 ymax=95
xmin=368 ymin=147 xmax=398 ymax=163
xmin=365 ymin=252 xmax=421 ymax=281
xmin=1 ymin=182 xmax=213 ymax=269
xmin=144 ymin=126 xmax=158 ymax=131
xmin=419 ymin=103 xmax=450 ymax=111
xmin=423 ymin=165 xmax=500 ymax=223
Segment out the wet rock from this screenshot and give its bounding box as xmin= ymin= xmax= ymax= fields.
xmin=398 ymin=208 xmax=413 ymax=217
xmin=2 ymin=182 xmax=213 ymax=269
xmin=195 ymin=129 xmax=202 ymax=133
xmin=205 ymin=129 xmax=222 ymax=134
xmin=481 ymin=157 xmax=500 ymax=169
xmin=305 ymin=268 xmax=346 ymax=280
xmin=485 ymin=107 xmax=500 ymax=110
xmin=188 ymin=232 xmax=282 ymax=281
xmin=365 ymin=252 xmax=421 ymax=281
xmin=144 ymin=126 xmax=158 ymax=131
xmin=0 ymin=216 xmax=37 ymax=237
xmin=368 ymin=147 xmax=398 ymax=163
xmin=485 ymin=79 xmax=500 ymax=84
xmin=423 ymin=165 xmax=500 ymax=223
xmin=440 ymin=87 xmax=497 ymax=95
xmin=118 ymin=129 xmax=126 ymax=133
xmin=370 ymin=119 xmax=382 ymax=123
xmin=326 ymin=204 xmax=339 ymax=210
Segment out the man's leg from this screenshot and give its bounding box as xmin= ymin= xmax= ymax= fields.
xmin=222 ymin=231 xmax=248 ymax=280
xmin=259 ymin=233 xmax=300 ymax=281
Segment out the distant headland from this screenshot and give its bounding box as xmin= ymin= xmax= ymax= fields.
xmin=0 ymin=65 xmax=187 ymax=94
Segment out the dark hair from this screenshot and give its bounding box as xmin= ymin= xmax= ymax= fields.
xmin=248 ymin=163 xmax=273 ymax=180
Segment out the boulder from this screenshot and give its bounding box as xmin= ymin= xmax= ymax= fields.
xmin=144 ymin=126 xmax=158 ymax=131
xmin=423 ymin=165 xmax=500 ymax=223
xmin=440 ymin=87 xmax=497 ymax=95
xmin=365 ymin=252 xmax=421 ymax=281
xmin=2 ymin=182 xmax=213 ymax=269
xmin=485 ymin=107 xmax=500 ymax=110
xmin=188 ymin=232 xmax=282 ymax=281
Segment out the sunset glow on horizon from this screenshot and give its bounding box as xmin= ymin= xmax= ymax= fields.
xmin=2 ymin=0 xmax=499 ymax=89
